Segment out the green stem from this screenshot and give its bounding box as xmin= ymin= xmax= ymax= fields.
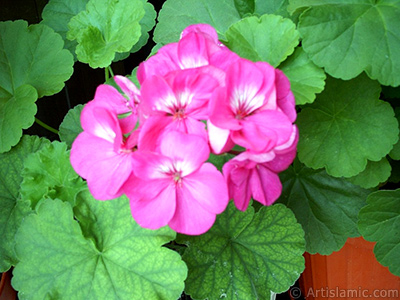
xmin=35 ymin=118 xmax=59 ymax=134
xmin=108 ymin=66 xmax=115 ymax=78
xmin=105 ymin=67 xmax=110 ymax=82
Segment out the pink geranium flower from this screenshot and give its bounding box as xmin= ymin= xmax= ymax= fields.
xmin=70 ymin=101 xmax=138 ymax=200
xmin=223 ymin=140 xmax=298 ymax=211
xmin=137 ymin=24 xmax=238 ymax=84
xmin=209 ymin=58 xmax=294 ymax=153
xmin=124 ymin=131 xmax=229 ymax=235
xmin=138 ymin=68 xmax=220 ymax=150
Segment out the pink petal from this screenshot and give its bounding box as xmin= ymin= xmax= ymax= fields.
xmin=181 ymin=163 xmax=229 ymax=214
xmin=137 ymin=43 xmax=179 ymax=83
xmin=209 ymin=88 xmax=242 ymax=130
xmin=178 ymin=32 xmax=210 ymax=68
xmin=223 ymin=159 xmax=253 ymax=211
xmin=250 ymin=164 xmax=282 ymax=206
xmin=207 ymin=120 xmax=234 ymax=154
xmin=169 ymin=184 xmax=217 ymax=235
xmin=70 ymin=132 xmax=134 ymax=200
xmin=138 ymin=116 xmax=172 ymax=152
xmin=232 ymin=110 xmax=293 ymax=152
xmin=127 ymin=178 xmax=176 ymax=230
xmin=275 ymin=69 xmax=297 ymax=122
xmin=114 ymin=75 xmax=140 ymax=104
xmin=140 ymin=75 xmax=176 ymax=116
xmin=159 ymin=131 xmax=209 ymax=176
xmin=181 ymin=24 xmax=220 ymax=44
xmin=131 ymin=151 xmax=174 ymax=180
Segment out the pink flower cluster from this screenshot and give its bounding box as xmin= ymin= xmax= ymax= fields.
xmin=70 ymin=24 xmax=298 ymax=235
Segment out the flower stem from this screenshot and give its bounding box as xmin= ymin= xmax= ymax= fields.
xmin=108 ymin=66 xmax=115 ymax=77
xmin=35 ymin=117 xmax=59 ymax=134
xmin=105 ymin=67 xmax=109 ymax=82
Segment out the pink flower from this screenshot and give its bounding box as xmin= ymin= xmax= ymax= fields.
xmin=223 ymin=141 xmax=298 ymax=211
xmin=88 ymin=77 xmax=140 ymax=134
xmin=209 ymin=58 xmax=294 ymax=153
xmin=70 ymin=100 xmax=138 ymax=200
xmin=124 ymin=131 xmax=229 ymax=235
xmin=138 ymin=68 xmax=219 ymax=150
xmin=137 ymin=24 xmax=238 ymax=83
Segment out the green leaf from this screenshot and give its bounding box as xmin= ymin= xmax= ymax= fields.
xmin=297 ymin=75 xmax=399 ymax=178
xmin=41 ymin=0 xmax=89 ymax=60
xmin=254 ymin=0 xmax=290 ymax=18
xmin=178 ymin=202 xmax=305 ymax=299
xmin=389 ymin=107 xmax=400 ymax=160
xmin=0 ymin=135 xmax=50 ymax=272
xmin=358 ymin=189 xmax=400 ymax=276
xmin=59 ymin=104 xmax=84 ymax=148
xmin=278 ymin=159 xmax=370 ymax=254
xmin=225 ymin=14 xmax=299 ymax=67
xmin=279 ymin=47 xmax=326 ymax=105
xmin=154 ymin=0 xmax=241 ymax=44
xmin=346 ymin=158 xmax=392 ymax=189
xmin=293 ymin=0 xmax=400 ymax=86
xmin=0 ymin=20 xmax=74 ymax=152
xmin=0 ymin=20 xmax=74 ymax=98
xmin=207 ymin=153 xmax=235 ymax=172
xmin=20 ymin=141 xmax=86 ymax=209
xmin=67 ymin=0 xmax=145 ymax=68
xmin=13 ymin=193 xmax=187 ymax=300
xmin=234 ymin=0 xmax=255 ymax=17
xmin=0 ymin=85 xmax=37 ymax=153
xmin=113 ymin=1 xmax=157 ymax=62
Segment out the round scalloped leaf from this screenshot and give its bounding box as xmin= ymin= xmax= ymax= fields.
xmin=154 ymin=0 xmax=241 ymax=44
xmin=67 ymin=0 xmax=145 ymax=68
xmin=178 ymin=202 xmax=305 ymax=299
xmin=225 ymin=14 xmax=299 ymax=67
xmin=358 ymin=189 xmax=400 ymax=276
xmin=114 ymin=0 xmax=157 ymax=62
xmin=0 ymin=85 xmax=37 ymax=153
xmin=13 ymin=194 xmax=187 ymax=300
xmin=59 ymin=104 xmax=84 ymax=148
xmin=278 ymin=159 xmax=370 ymax=254
xmin=297 ymin=74 xmax=399 ymax=178
xmin=0 ymin=135 xmax=50 ymax=271
xmin=279 ymin=47 xmax=326 ymax=105
xmin=41 ymin=0 xmax=89 ymax=60
xmin=346 ymin=158 xmax=392 ymax=189
xmin=295 ymin=0 xmax=400 ymax=86
xmin=20 ymin=141 xmax=86 ymax=209
xmin=0 ymin=20 xmax=74 ymax=98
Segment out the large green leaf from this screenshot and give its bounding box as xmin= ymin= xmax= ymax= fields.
xmin=0 ymin=20 xmax=74 ymax=98
xmin=178 ymin=202 xmax=305 ymax=299
xmin=279 ymin=47 xmax=326 ymax=105
xmin=153 ymin=0 xmax=241 ymax=44
xmin=0 ymin=136 xmax=50 ymax=272
xmin=20 ymin=141 xmax=86 ymax=209
xmin=41 ymin=0 xmax=89 ymax=59
xmin=0 ymin=85 xmax=37 ymax=153
xmin=291 ymin=0 xmax=400 ymax=86
xmin=225 ymin=14 xmax=299 ymax=67
xmin=297 ymin=75 xmax=399 ymax=178
xmin=0 ymin=20 xmax=74 ymax=152
xmin=278 ymin=159 xmax=370 ymax=254
xmin=59 ymin=104 xmax=84 ymax=148
xmin=234 ymin=0 xmax=255 ymax=17
xmin=346 ymin=158 xmax=392 ymax=189
xmin=67 ymin=0 xmax=145 ymax=68
xmin=358 ymin=189 xmax=400 ymax=276
xmin=13 ymin=193 xmax=187 ymax=300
